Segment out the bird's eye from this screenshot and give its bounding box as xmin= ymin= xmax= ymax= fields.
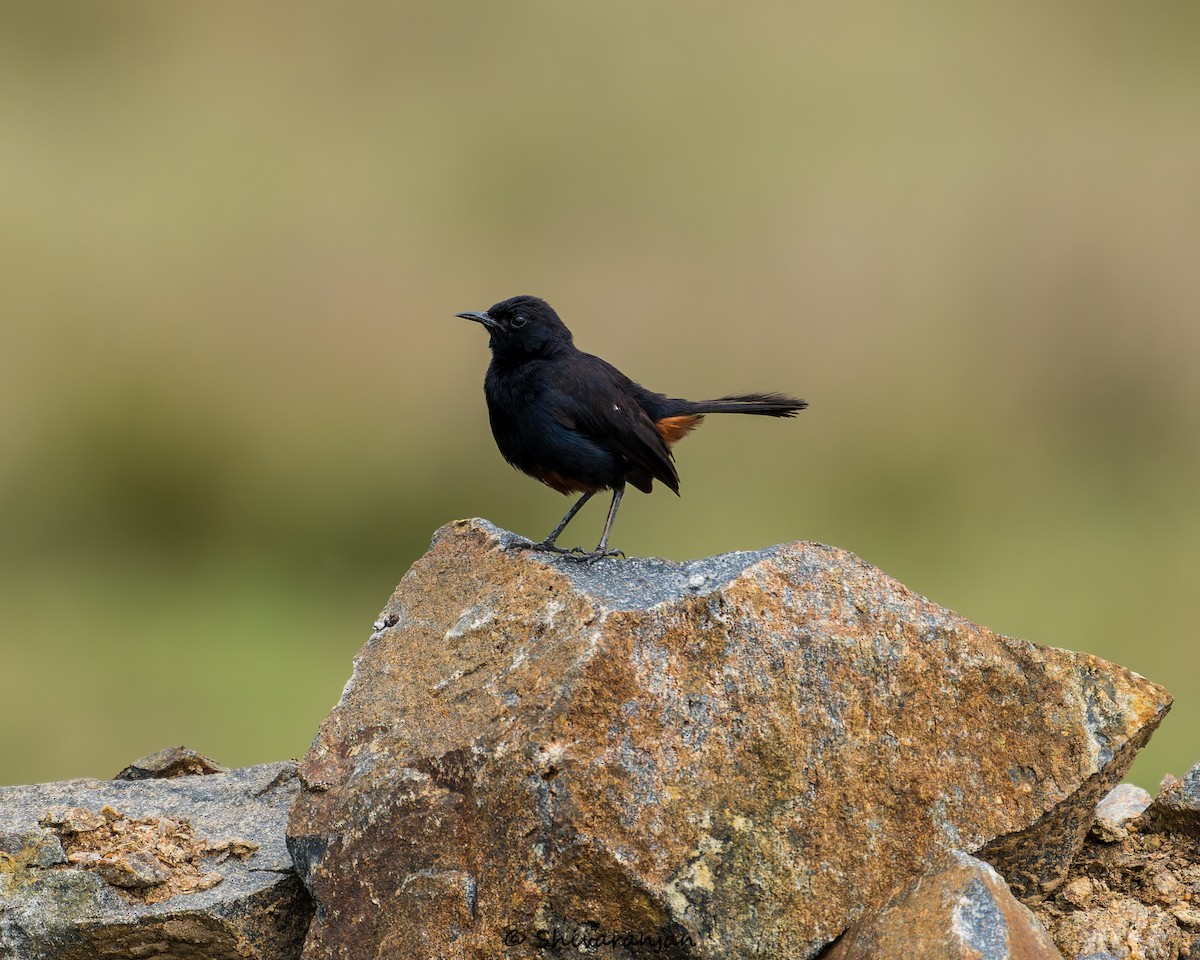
xmin=511 ymin=315 xmax=528 ymax=328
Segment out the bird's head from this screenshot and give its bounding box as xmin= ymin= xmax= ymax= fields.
xmin=457 ymin=295 xmax=572 ymax=359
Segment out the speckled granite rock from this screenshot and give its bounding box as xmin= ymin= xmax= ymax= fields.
xmin=823 ymin=852 xmax=1064 ymax=959
xmin=1145 ymin=761 xmax=1200 ymax=836
xmin=1049 ymin=898 xmax=1186 ymax=959
xmin=0 ymin=761 xmax=312 ymax=960
xmin=287 ymin=519 xmax=1171 ymax=960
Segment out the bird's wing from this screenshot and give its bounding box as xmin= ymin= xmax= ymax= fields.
xmin=549 ymin=353 xmax=680 ymax=493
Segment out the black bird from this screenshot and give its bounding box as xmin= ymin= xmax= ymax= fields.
xmin=458 ymin=295 xmax=807 ymax=559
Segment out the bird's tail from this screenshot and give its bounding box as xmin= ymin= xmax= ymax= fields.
xmin=678 ymin=393 xmax=808 ymax=417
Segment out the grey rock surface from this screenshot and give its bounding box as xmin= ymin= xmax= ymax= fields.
xmin=1093 ymin=783 xmax=1153 ymax=843
xmin=0 ymin=761 xmax=311 ymax=960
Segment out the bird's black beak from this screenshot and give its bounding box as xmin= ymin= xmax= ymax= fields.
xmin=456 ymin=310 xmax=496 ymax=329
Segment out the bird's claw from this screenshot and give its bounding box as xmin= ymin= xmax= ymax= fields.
xmin=513 ymin=539 xmax=624 ymax=562
xmin=561 ymin=547 xmax=625 ymax=563
xmin=514 ymin=539 xmax=576 ymax=556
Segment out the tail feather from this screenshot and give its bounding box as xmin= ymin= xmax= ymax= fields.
xmin=684 ymin=392 xmax=808 ymax=417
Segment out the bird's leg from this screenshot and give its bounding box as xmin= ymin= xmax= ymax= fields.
xmin=594 ymin=483 xmax=625 ymax=557
xmin=564 ymin=483 xmax=626 ymax=562
xmin=520 ymin=492 xmax=593 ymax=553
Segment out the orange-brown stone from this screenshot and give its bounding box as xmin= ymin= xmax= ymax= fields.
xmin=824 ymin=852 xmax=1065 ymax=959
xmin=288 ymin=519 xmax=1171 ymax=959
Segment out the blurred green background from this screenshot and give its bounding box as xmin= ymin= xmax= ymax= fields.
xmin=2 ymin=2 xmax=1196 ymax=790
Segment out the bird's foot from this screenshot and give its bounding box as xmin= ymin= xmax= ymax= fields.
xmin=514 ymin=538 xmax=578 ymax=555
xmin=514 ymin=539 xmax=624 ymax=562
xmin=560 ymin=546 xmax=625 ymax=563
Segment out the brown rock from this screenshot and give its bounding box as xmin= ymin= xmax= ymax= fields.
xmin=824 ymin=851 xmax=1064 ymax=959
xmin=1027 ymin=759 xmax=1200 ymax=958
xmin=1049 ymin=898 xmax=1184 ymax=958
xmin=1060 ymin=876 xmax=1099 ymax=910
xmin=37 ymin=807 xmax=106 ymax=835
xmin=288 ymin=519 xmax=1171 ymax=960
xmin=114 ymin=745 xmax=229 ymax=780
xmin=89 ymin=850 xmax=174 ymax=890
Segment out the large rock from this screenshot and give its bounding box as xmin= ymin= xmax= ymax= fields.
xmin=288 ymin=519 xmax=1170 ymax=960
xmin=823 ymin=851 xmax=1064 ymax=959
xmin=0 ymin=761 xmax=312 ymax=960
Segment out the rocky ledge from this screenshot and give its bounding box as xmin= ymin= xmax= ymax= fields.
xmin=288 ymin=519 xmax=1170 ymax=959
xmin=0 ymin=752 xmax=311 ymax=959
xmin=0 ymin=520 xmax=1183 ymax=959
